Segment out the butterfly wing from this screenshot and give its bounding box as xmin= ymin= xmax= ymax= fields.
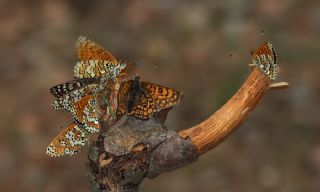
xmin=72 ymin=95 xmax=100 ymax=133
xmin=75 ymin=36 xmax=117 ymax=63
xmin=127 ymin=93 xmax=157 ymax=120
xmin=50 ymin=78 xmax=100 ymax=98
xmin=116 ymin=79 xmax=182 ymax=120
xmin=251 ymin=42 xmax=278 ymax=80
xmin=74 ymin=60 xmax=123 ymax=79
xmin=51 ymin=84 xmax=99 ymax=111
xmin=46 ymin=122 xmax=88 ymax=157
xmin=141 ymin=82 xmax=183 ymax=110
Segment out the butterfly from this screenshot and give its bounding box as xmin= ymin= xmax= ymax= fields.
xmin=50 ymin=36 xmax=129 ymax=126
xmin=117 ymin=76 xmax=183 ymax=120
xmin=46 ymin=122 xmax=88 ymax=157
xmin=73 ymin=36 xmax=127 ymax=79
xmin=47 ymin=76 xmax=182 ymax=157
xmin=251 ymin=42 xmax=278 ymax=80
xmin=49 ymin=36 xmax=127 ymax=99
xmin=47 ymin=93 xmax=102 ymax=157
xmin=47 ymin=36 xmax=128 ymax=157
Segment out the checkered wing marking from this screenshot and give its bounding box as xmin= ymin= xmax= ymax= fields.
xmin=116 ymin=80 xmax=182 ymax=120
xmin=51 ymin=84 xmax=99 ymax=111
xmin=72 ymin=95 xmax=100 ymax=133
xmin=127 ymin=94 xmax=156 ymax=120
xmin=46 ymin=122 xmax=88 ymax=157
xmin=141 ymin=82 xmax=183 ymax=110
xmin=251 ymin=42 xmax=278 ymax=80
xmin=50 ymin=78 xmax=99 ymax=98
xmin=75 ymin=36 xmax=117 ymax=64
xmin=74 ymin=60 xmax=123 ymax=79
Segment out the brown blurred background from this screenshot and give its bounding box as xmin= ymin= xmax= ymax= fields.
xmin=1 ymin=0 xmax=319 ymax=191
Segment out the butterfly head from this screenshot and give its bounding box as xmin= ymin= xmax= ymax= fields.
xmin=117 ymin=60 xmax=127 ymax=73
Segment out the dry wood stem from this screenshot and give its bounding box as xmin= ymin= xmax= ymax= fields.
xmin=179 ymin=68 xmax=288 ymax=154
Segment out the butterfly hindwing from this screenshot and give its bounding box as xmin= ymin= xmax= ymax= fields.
xmin=46 ymin=122 xmax=88 ymax=157
xmin=127 ymin=93 xmax=157 ymax=120
xmin=72 ymin=95 xmax=100 ymax=133
xmin=251 ymin=42 xmax=278 ymax=80
xmin=74 ymin=60 xmax=127 ymax=79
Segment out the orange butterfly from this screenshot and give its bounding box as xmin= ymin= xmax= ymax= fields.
xmin=117 ymin=76 xmax=183 ymax=120
xmin=74 ymin=36 xmax=127 ymax=79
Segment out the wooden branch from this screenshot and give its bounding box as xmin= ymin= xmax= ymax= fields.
xmin=180 ymin=68 xmax=277 ymax=154
xmin=87 ymin=66 xmax=289 ymax=192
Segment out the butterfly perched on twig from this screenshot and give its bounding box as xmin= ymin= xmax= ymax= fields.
xmin=251 ymin=42 xmax=278 ymax=80
xmin=50 ymin=36 xmax=128 ymax=98
xmin=117 ymin=76 xmax=183 ymax=120
xmin=47 ymin=36 xmax=129 ymax=157
xmin=47 ymin=76 xmax=183 ymax=157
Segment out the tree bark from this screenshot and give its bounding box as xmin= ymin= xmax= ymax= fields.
xmin=87 ymin=67 xmax=288 ymax=192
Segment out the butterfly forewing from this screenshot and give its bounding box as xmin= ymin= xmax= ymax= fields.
xmin=50 ymin=78 xmax=100 ymax=98
xmin=76 ymin=36 xmax=117 ymax=63
xmin=72 ymin=95 xmax=100 ymax=133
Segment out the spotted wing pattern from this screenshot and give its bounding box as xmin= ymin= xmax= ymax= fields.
xmin=51 ymin=84 xmax=99 ymax=111
xmin=50 ymin=78 xmax=99 ymax=98
xmin=46 ymin=122 xmax=88 ymax=157
xmin=140 ymin=81 xmax=182 ymax=109
xmin=251 ymin=42 xmax=278 ymax=80
xmin=74 ymin=60 xmax=127 ymax=80
xmin=76 ymin=36 xmax=117 ymax=63
xmin=47 ymin=36 xmax=131 ymax=157
xmin=72 ymin=95 xmax=100 ymax=133
xmin=117 ymin=77 xmax=183 ymax=120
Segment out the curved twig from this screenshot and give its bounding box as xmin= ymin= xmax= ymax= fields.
xmin=179 ymin=67 xmax=288 ymax=154
xmin=87 ymin=66 xmax=289 ymax=192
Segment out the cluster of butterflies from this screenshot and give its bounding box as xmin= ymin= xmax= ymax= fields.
xmin=46 ymin=36 xmax=183 ymax=157
xmin=46 ymin=37 xmax=277 ymax=157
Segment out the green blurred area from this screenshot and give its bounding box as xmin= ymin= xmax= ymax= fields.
xmin=0 ymin=0 xmax=319 ymax=191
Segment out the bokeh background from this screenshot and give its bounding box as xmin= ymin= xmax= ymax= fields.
xmin=1 ymin=0 xmax=319 ymax=191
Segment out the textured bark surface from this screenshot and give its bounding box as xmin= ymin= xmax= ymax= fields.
xmin=87 ymin=67 xmax=288 ymax=192
xmin=87 ymin=116 xmax=198 ymax=192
